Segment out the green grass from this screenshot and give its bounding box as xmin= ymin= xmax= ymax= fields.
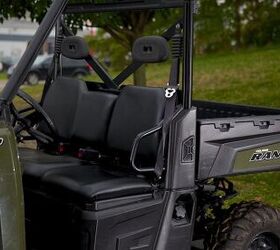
xmin=193 ymin=46 xmax=280 ymax=107
xmin=13 ymin=84 xmax=44 ymax=108
xmin=0 ymin=72 xmax=7 ymax=80
xmin=4 ymin=45 xmax=280 ymax=207
xmin=229 ymin=172 xmax=280 ymax=208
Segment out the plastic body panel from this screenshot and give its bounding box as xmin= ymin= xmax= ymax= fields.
xmin=25 ymin=188 xmax=197 ymax=250
xmin=25 ymin=190 xmax=166 ymax=250
xmin=197 ymin=114 xmax=280 ymax=179
xmin=0 ymin=122 xmax=25 ymax=250
xmin=167 ymin=107 xmax=196 ymax=189
xmin=153 ymin=107 xmax=197 ymax=250
xmin=155 ymin=191 xmax=196 ymax=250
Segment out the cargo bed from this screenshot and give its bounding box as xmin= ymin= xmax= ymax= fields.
xmin=193 ymin=100 xmax=280 ymax=180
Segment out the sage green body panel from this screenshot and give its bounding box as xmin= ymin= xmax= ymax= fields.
xmin=234 ymin=142 xmax=280 ymax=171
xmin=0 ymin=122 xmax=25 ymax=250
xmin=206 ymin=133 xmax=280 ymax=178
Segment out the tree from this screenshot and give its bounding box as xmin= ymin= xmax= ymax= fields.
xmin=68 ymin=9 xmax=180 ymax=85
xmin=195 ymin=0 xmax=229 ymax=53
xmin=0 ymin=0 xmax=179 ymax=86
xmin=95 ymin=10 xmax=155 ymax=86
xmin=242 ymin=0 xmax=280 ymax=46
xmin=3 ymin=0 xmax=279 ymax=75
xmin=195 ymin=0 xmax=280 ymax=52
xmin=233 ymin=0 xmax=242 ymax=48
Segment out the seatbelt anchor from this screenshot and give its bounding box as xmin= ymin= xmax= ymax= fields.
xmin=165 ymin=86 xmax=177 ymax=98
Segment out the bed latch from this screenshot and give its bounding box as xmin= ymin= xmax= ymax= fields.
xmin=254 ymin=120 xmax=274 ymax=129
xmin=215 ymin=122 xmax=234 ymax=132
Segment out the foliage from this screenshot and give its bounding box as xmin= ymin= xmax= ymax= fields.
xmin=85 ymin=30 xmax=128 ymax=71
xmin=0 ymin=0 xmax=51 ymax=23
xmin=195 ymin=0 xmax=280 ymax=53
xmin=85 ymin=9 xmax=181 ymax=72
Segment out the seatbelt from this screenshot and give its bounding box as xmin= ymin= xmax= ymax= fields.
xmin=41 ymin=23 xmax=64 ymax=103
xmin=41 ymin=57 xmax=56 ymax=103
xmin=154 ymin=29 xmax=183 ymax=178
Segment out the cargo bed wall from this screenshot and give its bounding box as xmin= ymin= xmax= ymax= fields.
xmin=193 ymin=100 xmax=280 ymax=119
xmin=197 ymin=109 xmax=280 ymax=179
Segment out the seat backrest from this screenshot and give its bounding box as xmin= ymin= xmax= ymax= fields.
xmin=42 ymin=77 xmax=117 ymax=146
xmin=73 ymin=89 xmax=117 ymax=146
xmin=41 ymin=36 xmax=119 ymax=147
xmin=42 ymin=77 xmax=86 ymax=139
xmin=107 ymin=86 xmax=165 ymax=158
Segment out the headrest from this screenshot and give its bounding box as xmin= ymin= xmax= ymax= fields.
xmin=61 ymin=36 xmax=90 ymax=59
xmin=132 ymin=36 xmax=169 ymax=63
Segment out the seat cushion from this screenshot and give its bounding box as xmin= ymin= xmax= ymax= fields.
xmin=42 ymin=165 xmax=152 ymax=202
xmin=20 ymin=148 xmax=81 ymax=187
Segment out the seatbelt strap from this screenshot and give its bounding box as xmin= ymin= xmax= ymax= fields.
xmin=154 ymin=30 xmax=183 ymax=178
xmin=41 ymin=57 xmax=56 ymax=103
xmin=41 ymin=22 xmax=64 ymax=103
xmin=155 ymin=66 xmax=178 ymax=177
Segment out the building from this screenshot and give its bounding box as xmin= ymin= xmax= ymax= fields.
xmin=0 ymin=18 xmax=55 ymax=63
xmin=0 ymin=18 xmax=96 ymax=66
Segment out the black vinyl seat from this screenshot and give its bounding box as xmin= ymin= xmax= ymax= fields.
xmin=42 ymin=165 xmax=152 ymax=202
xmin=40 ymin=85 xmax=165 ymax=202
xmin=20 ymin=148 xmax=81 ymax=187
xmin=22 ymin=36 xmax=167 ymax=204
xmin=21 ymin=35 xmax=118 ymax=189
xmin=21 ymin=77 xmax=118 ymax=187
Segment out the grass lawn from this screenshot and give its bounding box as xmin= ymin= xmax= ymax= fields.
xmin=0 ymin=72 xmax=7 ymax=80
xmin=5 ymin=45 xmax=280 ymax=207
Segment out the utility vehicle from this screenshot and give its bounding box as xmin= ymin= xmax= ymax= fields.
xmin=1 ymin=0 xmax=280 ymax=250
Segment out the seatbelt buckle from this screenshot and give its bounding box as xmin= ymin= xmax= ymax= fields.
xmin=52 ymin=142 xmax=71 ymax=155
xmin=78 ymin=148 xmax=101 ymax=161
xmin=164 ymin=86 xmax=178 ymax=98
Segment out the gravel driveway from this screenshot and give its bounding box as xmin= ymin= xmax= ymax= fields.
xmin=0 ymin=80 xmax=6 ymax=90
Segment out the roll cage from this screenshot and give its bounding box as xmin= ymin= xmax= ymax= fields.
xmin=0 ymin=0 xmax=196 ymax=119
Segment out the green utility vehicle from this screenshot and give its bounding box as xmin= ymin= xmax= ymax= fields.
xmin=1 ymin=0 xmax=280 ymax=249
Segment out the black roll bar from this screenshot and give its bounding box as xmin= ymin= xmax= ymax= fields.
xmin=65 ymin=0 xmax=185 ymax=14
xmin=183 ymin=0 xmax=195 ymax=109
